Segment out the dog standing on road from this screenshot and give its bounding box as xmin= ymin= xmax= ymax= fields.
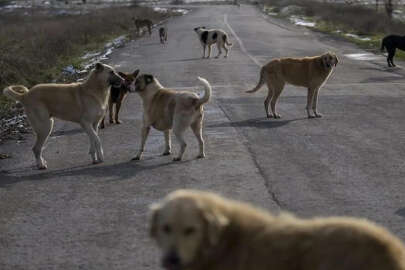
xmin=246 ymin=52 xmax=338 ymax=119
xmin=150 ymin=189 xmax=405 ymax=270
xmin=381 ymin=34 xmax=405 ymax=67
xmin=3 ymin=63 xmax=124 ymax=169
xmin=194 ymin=26 xmax=233 ymax=58
xmin=100 ymin=69 xmax=139 ymax=129
xmin=132 ymin=74 xmax=211 ymax=161
xmin=159 ymin=27 xmax=168 ymax=44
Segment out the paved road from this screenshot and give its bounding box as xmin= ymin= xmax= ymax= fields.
xmin=1 ymin=4 xmax=405 ymax=269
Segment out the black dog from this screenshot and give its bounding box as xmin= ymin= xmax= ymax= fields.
xmin=159 ymin=27 xmax=167 ymax=44
xmin=381 ymin=34 xmax=405 ymax=67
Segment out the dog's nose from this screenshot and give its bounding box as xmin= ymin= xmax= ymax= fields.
xmin=162 ymin=251 xmax=181 ymax=268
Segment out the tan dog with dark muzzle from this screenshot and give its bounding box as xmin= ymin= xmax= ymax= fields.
xmin=246 ymin=52 xmax=338 ymax=119
xmin=132 ymin=74 xmax=211 ymax=161
xmin=3 ymin=63 xmax=124 ymax=169
xmin=150 ymin=189 xmax=405 ymax=270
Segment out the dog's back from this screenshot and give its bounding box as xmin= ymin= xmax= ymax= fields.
xmin=381 ymin=35 xmax=405 ymax=51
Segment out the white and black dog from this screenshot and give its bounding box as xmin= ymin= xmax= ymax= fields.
xmin=194 ymin=26 xmax=233 ymax=58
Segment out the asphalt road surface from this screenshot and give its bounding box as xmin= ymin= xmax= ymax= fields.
xmin=1 ymin=4 xmax=405 ymax=270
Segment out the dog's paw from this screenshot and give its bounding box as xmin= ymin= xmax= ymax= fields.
xmin=266 ymin=114 xmax=273 ymax=119
xmin=132 ymin=156 xmax=141 ymax=161
xmin=314 ymin=113 xmax=323 ymax=118
xmin=162 ymin=151 xmax=171 ymax=156
xmin=109 ymin=120 xmax=114 ymax=124
xmin=115 ymin=120 xmax=122 ymax=124
xmin=92 ymin=159 xmax=103 ymax=165
xmin=308 ymin=115 xmax=316 ymax=119
xmin=274 ymin=114 xmax=282 ymax=119
xmin=197 ymin=153 xmax=205 ymax=159
xmin=173 ymin=157 xmax=182 ymax=162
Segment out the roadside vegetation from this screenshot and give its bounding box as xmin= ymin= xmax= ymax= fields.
xmin=260 ymin=0 xmax=405 ymax=57
xmin=0 ymin=4 xmax=174 ymax=118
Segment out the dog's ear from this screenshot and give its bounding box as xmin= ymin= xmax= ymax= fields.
xmin=202 ymin=207 xmax=229 ymax=246
xmin=145 ymin=74 xmax=154 ymax=84
xmin=334 ymin=54 xmax=339 ymax=66
xmin=95 ymin=63 xmax=104 ymax=72
xmin=149 ymin=202 xmax=161 ymax=238
xmin=118 ymin=72 xmax=129 ymax=80
xmin=132 ymin=69 xmax=140 ymax=78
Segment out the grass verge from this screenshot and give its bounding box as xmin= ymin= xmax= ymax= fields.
xmin=261 ymin=0 xmax=405 ymax=59
xmin=0 ymin=5 xmax=176 ymax=120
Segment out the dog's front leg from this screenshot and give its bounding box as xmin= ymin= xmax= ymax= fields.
xmin=306 ymin=87 xmax=316 ymax=118
xmin=132 ymin=126 xmax=151 ymax=160
xmin=207 ymin=45 xmax=212 ymax=58
xmin=202 ymin=45 xmax=206 ymax=58
xmin=81 ymin=121 xmax=104 ymax=164
xmin=162 ymin=130 xmax=171 ymax=156
xmin=312 ymin=88 xmax=322 ymax=118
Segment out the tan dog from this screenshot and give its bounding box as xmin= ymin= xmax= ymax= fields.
xmin=133 ymin=17 xmax=153 ymax=36
xmin=246 ymin=52 xmax=338 ymax=119
xmin=132 ymin=74 xmax=211 ymax=161
xmin=3 ymin=63 xmax=124 ymax=169
xmin=150 ymin=190 xmax=405 ymax=270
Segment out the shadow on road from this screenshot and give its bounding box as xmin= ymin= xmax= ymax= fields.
xmin=168 ymin=57 xmax=203 ymax=62
xmin=0 ymin=160 xmax=173 ymax=188
xmin=208 ymin=117 xmax=307 ymax=129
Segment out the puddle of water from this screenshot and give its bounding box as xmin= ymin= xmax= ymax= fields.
xmin=344 ymin=53 xmax=381 ymax=61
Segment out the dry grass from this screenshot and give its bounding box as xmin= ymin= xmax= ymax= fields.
xmin=0 ymin=5 xmax=172 ymax=118
xmin=262 ymin=0 xmax=405 ymax=35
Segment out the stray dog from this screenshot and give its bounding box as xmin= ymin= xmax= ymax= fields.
xmin=132 ymin=74 xmax=211 ymax=161
xmin=3 ymin=63 xmax=124 ymax=169
xmin=100 ymin=69 xmax=139 ymax=129
xmin=381 ymin=34 xmax=405 ymax=67
xmin=150 ymin=189 xmax=405 ymax=270
xmin=194 ymin=26 xmax=233 ymax=58
xmin=246 ymin=52 xmax=338 ymax=119
xmin=133 ymin=17 xmax=153 ymax=36
xmin=159 ymin=27 xmax=168 ymax=44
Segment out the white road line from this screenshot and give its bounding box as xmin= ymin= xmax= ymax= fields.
xmin=224 ymin=14 xmax=262 ymax=67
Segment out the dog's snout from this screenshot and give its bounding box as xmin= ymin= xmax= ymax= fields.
xmin=162 ymin=251 xmax=181 ymax=269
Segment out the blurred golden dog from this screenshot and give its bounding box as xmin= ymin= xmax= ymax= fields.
xmin=150 ymin=190 xmax=405 ymax=270
xmin=246 ymin=52 xmax=338 ymax=119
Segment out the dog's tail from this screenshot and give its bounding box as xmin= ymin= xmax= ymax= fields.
xmin=380 ymin=37 xmax=386 ymax=52
xmin=246 ymin=67 xmax=266 ymax=93
xmin=3 ymin=85 xmax=29 ymax=102
xmin=196 ymin=77 xmax=212 ymax=106
xmin=223 ymin=34 xmax=233 ymax=47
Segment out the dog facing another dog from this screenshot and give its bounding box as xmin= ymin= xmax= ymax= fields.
xmin=100 ymin=69 xmax=139 ymax=129
xmin=132 ymin=74 xmax=211 ymax=161
xmin=3 ymin=63 xmax=124 ymax=169
xmin=194 ymin=26 xmax=233 ymax=58
xmin=150 ymin=189 xmax=405 ymax=270
xmin=246 ymin=52 xmax=338 ymax=119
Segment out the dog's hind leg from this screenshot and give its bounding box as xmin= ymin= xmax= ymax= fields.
xmin=312 ymin=87 xmax=322 ymax=118
xmin=191 ymin=116 xmax=205 ymax=159
xmin=27 ymin=110 xmax=54 ymax=170
xmin=81 ymin=121 xmax=103 ymax=164
xmin=132 ymin=126 xmax=151 ymax=160
xmin=388 ymin=48 xmax=396 ymax=67
xmin=115 ymin=102 xmax=123 ymax=124
xmin=215 ymin=43 xmax=222 ymax=58
xmin=207 ymin=45 xmax=212 ymax=58
xmin=223 ymin=43 xmax=229 ymax=58
xmin=173 ymin=117 xmax=190 ymax=161
xmin=162 ymin=130 xmax=171 ymax=156
xmin=270 ymin=83 xmax=283 ymax=119
xmin=202 ymin=45 xmax=206 ymax=58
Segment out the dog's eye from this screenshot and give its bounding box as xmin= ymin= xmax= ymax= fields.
xmin=184 ymin=227 xmax=195 ymax=236
xmin=162 ymin=224 xmax=171 ymax=234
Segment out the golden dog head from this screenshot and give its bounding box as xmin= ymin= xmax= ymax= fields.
xmin=150 ymin=190 xmax=229 ymax=270
xmin=93 ymin=62 xmax=125 ymax=88
xmin=321 ymin=52 xmax=339 ymax=69
xmin=134 ymin=74 xmax=156 ymax=93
